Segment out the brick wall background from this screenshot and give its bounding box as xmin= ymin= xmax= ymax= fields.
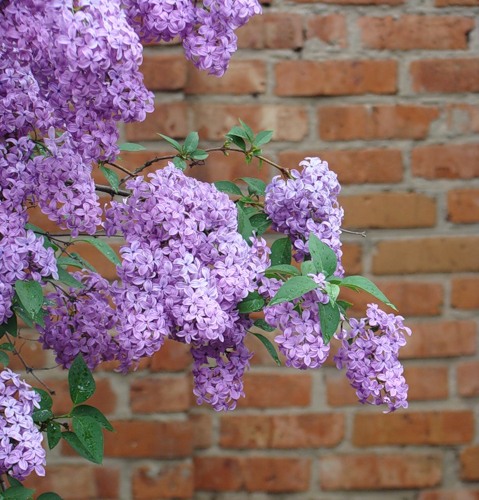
xmin=20 ymin=0 xmax=479 ymax=498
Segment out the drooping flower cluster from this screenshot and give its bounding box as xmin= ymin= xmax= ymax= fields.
xmin=334 ymin=304 xmax=411 ymax=412
xmin=105 ymin=164 xmax=268 ymax=409
xmin=264 ymin=157 xmax=344 ymax=275
xmin=38 ymin=271 xmax=117 ymax=370
xmin=0 ymin=369 xmax=46 ymax=480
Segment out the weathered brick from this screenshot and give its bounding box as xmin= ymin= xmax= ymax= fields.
xmin=194 ymin=456 xmax=311 ymax=492
xmin=319 ymin=105 xmax=439 ymax=141
xmin=141 ymin=54 xmax=187 ymax=91
xmin=436 ymin=0 xmax=479 ymax=5
xmin=192 ymin=103 xmax=308 ymax=141
xmin=461 ymin=446 xmax=479 ymax=481
xmin=411 ymin=58 xmax=479 ymax=93
xmin=319 ymin=454 xmax=442 ymax=490
xmin=419 ymin=491 xmax=479 ymax=500
xmin=452 ymin=276 xmax=479 ymax=310
xmin=359 ymin=15 xmax=474 ymax=50
xmin=149 ymin=339 xmax=192 ymax=372
xmin=190 ymin=412 xmax=213 ymax=449
xmin=239 ymin=372 xmax=312 ymax=408
xmin=237 ymin=13 xmax=303 ymax=49
xmin=295 ymin=0 xmax=404 ymax=4
xmin=220 ymin=413 xmax=344 ymax=448
xmin=401 ymin=321 xmax=477 ymax=359
xmin=446 ymin=104 xmax=479 ymax=135
xmin=372 ymin=237 xmax=479 ymax=275
xmin=448 ymin=189 xmax=479 ymax=223
xmin=341 ymin=192 xmax=436 ymax=229
xmin=132 ymin=462 xmax=194 ymax=500
xmin=342 ymin=242 xmax=363 ymax=275
xmin=457 ymin=361 xmax=479 ymax=397
xmin=130 ymin=375 xmax=191 ymax=413
xmin=278 ymin=148 xmax=403 ymax=184
xmin=412 ymin=144 xmax=479 ymax=179
xmin=186 ymin=60 xmax=266 ymax=95
xmin=353 ymin=411 xmax=474 ymax=446
xmin=275 ymin=60 xmax=397 ymax=96
xmin=306 ymin=14 xmax=347 ymax=47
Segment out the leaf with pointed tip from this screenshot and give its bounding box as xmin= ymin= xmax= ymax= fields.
xmin=308 ymin=233 xmax=337 ymax=277
xmin=74 ymin=237 xmax=120 ymax=266
xmin=119 ymin=142 xmax=146 ymax=152
xmin=238 ymin=291 xmax=265 ymax=314
xmin=183 ymin=131 xmax=199 ymax=154
xmin=157 ymin=134 xmax=181 ymax=151
xmin=68 ymin=355 xmax=96 ymax=404
xmin=270 ymin=238 xmax=292 ymax=266
xmin=318 ymin=301 xmax=341 ymax=344
xmin=340 ymin=276 xmax=397 ymax=311
xmin=269 ymin=276 xmax=318 ymax=306
xmin=214 ymin=181 xmax=242 ymax=196
xmin=251 ymin=332 xmax=281 ymax=366
xmin=99 ymin=165 xmax=120 ymax=193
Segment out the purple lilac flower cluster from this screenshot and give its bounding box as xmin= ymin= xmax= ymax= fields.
xmin=264 ymin=157 xmax=344 ymax=274
xmin=0 ymin=369 xmax=46 ymax=480
xmin=39 ymin=271 xmax=118 ymax=370
xmin=123 ymin=0 xmax=262 ymax=76
xmin=105 ymin=165 xmax=268 ymax=410
xmin=335 ymin=304 xmax=411 ymax=412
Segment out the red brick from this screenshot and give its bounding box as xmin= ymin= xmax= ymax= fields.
xmin=149 ymin=339 xmax=192 ymax=372
xmin=275 ymin=60 xmax=397 ymax=96
xmin=412 ymin=144 xmax=479 ymax=180
xmin=140 ymin=54 xmax=187 ymax=91
xmin=278 ymin=148 xmax=403 ymax=184
xmin=448 ymin=189 xmax=479 ymax=223
xmin=190 ymin=412 xmax=213 ymax=449
xmin=132 ymin=462 xmax=194 ymax=500
xmin=353 ymin=410 xmax=474 ymax=446
xmin=452 ymin=276 xmax=479 ymax=310
xmin=457 ymin=361 xmax=479 ymax=397
xmin=8 ymin=331 xmax=49 ymax=372
xmin=239 ymin=372 xmax=312 ymax=408
xmin=295 ymin=0 xmax=404 ymax=3
xmin=419 ymin=491 xmax=479 ymax=500
xmin=372 ymin=237 xmax=479 ymax=275
xmin=342 ymin=242 xmax=363 ymax=275
xmin=319 ymin=105 xmax=439 ymax=141
xmin=359 ymin=15 xmax=474 ymax=50
xmin=24 ymin=465 xmax=119 ymax=499
xmin=186 ymin=60 xmax=266 ymax=95
xmin=327 ymin=365 xmax=449 ymax=406
xmin=341 ymin=192 xmax=436 ymax=229
xmin=436 ymin=0 xmax=479 ymax=5
xmin=319 ymin=454 xmax=442 ymax=490
xmin=125 ymin=102 xmax=188 ymax=141
xmin=446 ymin=104 xmax=479 ymax=135
xmin=101 ymin=420 xmax=192 ymax=458
xmin=191 ymin=103 xmax=308 ymax=141
xmin=130 ymin=375 xmax=191 ymax=413
xmin=461 ymin=446 xmax=479 ymax=480
xmin=411 ymin=58 xmax=479 ymax=93
xmin=220 ymin=413 xmax=344 ymax=448
xmin=237 ymin=13 xmax=303 ymax=49
xmin=194 ymin=456 xmax=311 ymax=492
xmin=306 ymin=14 xmax=347 ymax=47
xmin=401 ymin=320 xmax=477 ymax=359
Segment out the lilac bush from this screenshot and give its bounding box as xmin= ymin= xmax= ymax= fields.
xmin=0 ymin=0 xmax=413 ymax=494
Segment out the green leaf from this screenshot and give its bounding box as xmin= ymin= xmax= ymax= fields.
xmin=172 ymin=156 xmax=187 ymax=171
xmin=269 ymin=276 xmax=318 ymax=306
xmin=253 ymin=319 xmax=276 ymax=332
xmin=47 ymin=421 xmax=62 ymax=450
xmin=99 ymin=165 xmax=120 ymax=193
xmin=191 ymin=149 xmax=208 ymax=161
xmin=318 ymin=301 xmax=341 ymax=344
xmin=0 ymin=315 xmax=17 ymax=338
xmin=2 ymin=486 xmax=35 ymax=500
xmin=254 ymin=130 xmax=273 ymax=147
xmin=13 ymin=302 xmax=45 ymax=329
xmin=0 ymin=342 xmax=14 ymax=351
xmin=214 ymin=181 xmax=242 ymax=196
xmin=56 ymin=257 xmax=84 ymax=269
xmin=25 ymin=222 xmax=46 ymax=235
xmin=236 ymin=203 xmax=254 ymax=243
xmin=263 ymin=265 xmax=301 ymax=278
xmin=157 ymin=134 xmax=181 ymax=151
xmin=33 ymin=388 xmax=53 ymax=410
xmin=62 ymin=431 xmax=102 ymax=464
xmin=72 ymin=405 xmax=113 ymax=432
xmin=270 ymin=238 xmax=292 ymax=266
xmin=237 ymin=291 xmax=265 ymax=314
xmin=239 ymin=119 xmax=255 ymax=141
xmin=324 ymin=282 xmax=340 ymax=305
xmin=37 ymin=493 xmax=64 ymax=500
xmin=251 ymin=332 xmax=281 ymax=366
xmin=240 ymin=177 xmax=266 ymax=197
xmin=74 ymin=237 xmax=120 ymax=266
xmin=308 ymin=233 xmax=337 ymax=277
xmin=337 ymin=299 xmax=353 ymax=313
xmin=0 ymin=351 xmax=9 ymax=367
xmin=14 ymin=280 xmax=43 ymax=317
xmin=226 ymin=135 xmax=246 ymax=151
xmin=118 ymin=142 xmax=146 ymax=152
xmin=32 ymin=409 xmax=53 ymax=424
xmin=72 ymin=416 xmax=104 ymax=465
xmin=56 ymin=267 xmax=84 ymax=289
xmin=249 ymin=213 xmax=271 ymax=236
xmin=340 ymin=276 xmax=397 ymax=311
xmin=68 ymin=253 xmax=97 ymax=273
xmin=183 ymin=131 xmax=199 ymax=154
xmin=226 ymin=125 xmax=250 ymax=141
xmin=301 ymin=260 xmax=316 ymax=276
xmin=68 ymin=355 xmax=96 ymax=405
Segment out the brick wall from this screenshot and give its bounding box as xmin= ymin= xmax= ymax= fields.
xmin=23 ymin=0 xmax=479 ymax=498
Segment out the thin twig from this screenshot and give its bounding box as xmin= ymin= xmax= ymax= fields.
xmin=95 ymin=183 xmax=130 ymax=197
xmin=342 ymin=228 xmax=367 ymax=238
xmin=104 ymin=161 xmax=134 ymax=176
